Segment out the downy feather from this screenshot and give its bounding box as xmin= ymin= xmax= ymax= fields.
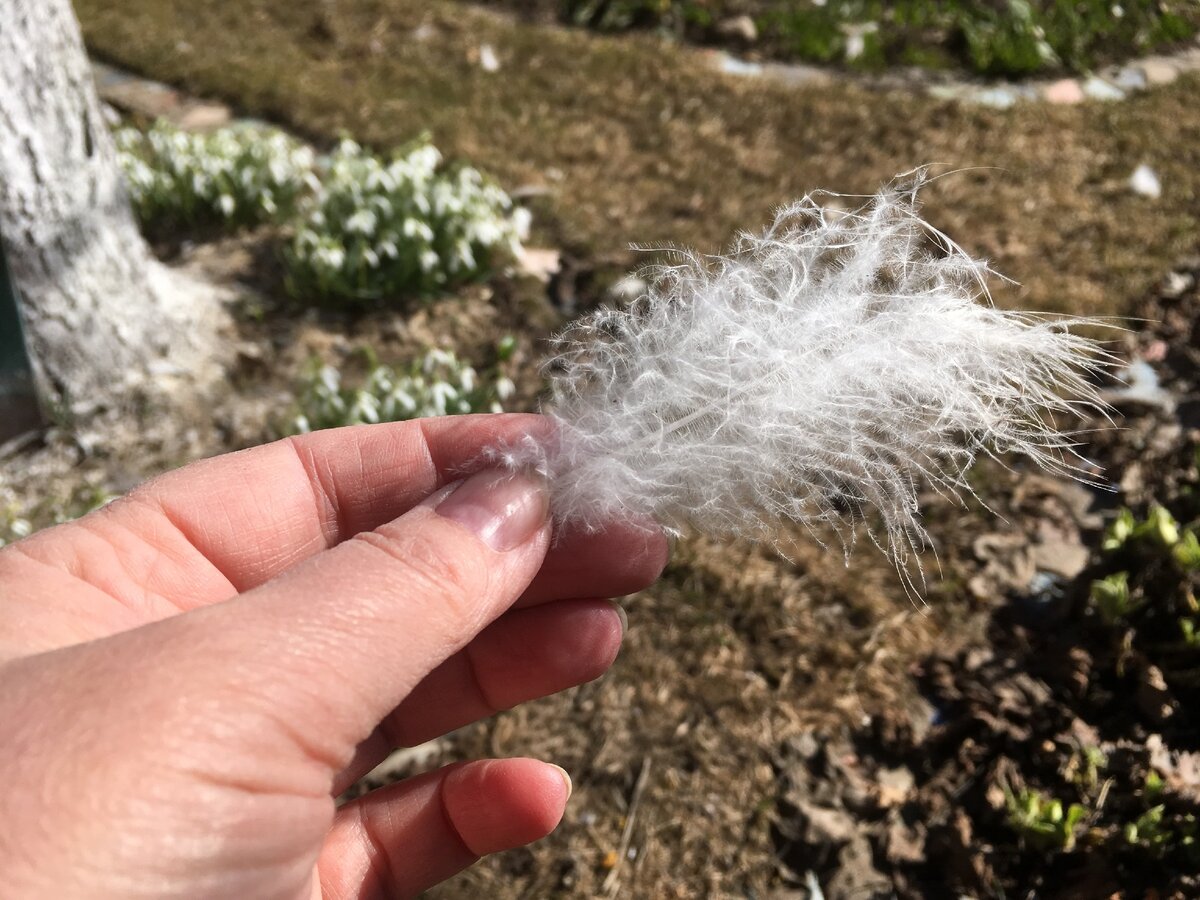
xmin=490 ymin=172 xmax=1109 ymax=570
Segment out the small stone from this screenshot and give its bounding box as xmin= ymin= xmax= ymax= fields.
xmin=1140 ymin=58 xmax=1179 ymax=85
xmin=876 ymin=767 xmax=915 ymax=807
xmin=761 ymin=62 xmax=832 ymax=87
xmin=1143 ymin=339 xmax=1169 ymax=362
xmin=799 ymin=802 xmax=859 ymax=845
xmin=90 ymin=61 xmax=135 ymax=90
xmin=1129 ymin=163 xmax=1161 ymax=199
xmin=516 ymin=247 xmax=560 ymax=283
xmin=98 ymin=77 xmax=182 ymax=117
xmin=1113 ymin=66 xmax=1147 ymax=91
xmin=1030 ymin=539 xmax=1090 ymax=579
xmin=716 ymin=52 xmax=763 ymax=77
xmin=1162 ymin=271 xmax=1194 ymax=298
xmin=973 ymin=86 xmax=1019 ymax=109
xmin=478 ymin=43 xmax=500 ymax=73
xmin=1082 ymin=76 xmax=1125 ymax=101
xmin=928 ymin=84 xmax=969 ymax=102
xmin=716 ymin=15 xmax=758 ymax=43
xmin=1043 ymin=78 xmax=1085 ymax=104
xmin=175 ymin=103 xmax=232 ymax=130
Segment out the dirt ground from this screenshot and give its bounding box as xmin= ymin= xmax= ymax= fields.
xmin=76 ymin=0 xmax=1200 ymax=321
xmin=3 ymin=2 xmax=1199 ymax=896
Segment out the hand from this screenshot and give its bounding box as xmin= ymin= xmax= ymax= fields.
xmin=0 ymin=414 xmax=667 ymax=899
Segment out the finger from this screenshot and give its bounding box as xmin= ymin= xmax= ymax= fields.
xmin=0 ymin=416 xmax=552 ymax=657
xmin=125 ymin=414 xmax=665 ymax=599
xmin=518 ymin=521 xmax=669 ymax=607
xmin=130 ymin=414 xmax=553 ymax=595
xmin=319 ymin=758 xmax=571 ymax=900
xmin=175 ymin=467 xmax=554 ymax=779
xmin=47 ymin=414 xmax=663 ymax=608
xmin=332 ymin=598 xmax=624 ymax=795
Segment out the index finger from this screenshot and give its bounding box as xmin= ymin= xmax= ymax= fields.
xmin=126 ymin=414 xmax=666 ymax=602
xmin=136 ymin=414 xmax=547 ymax=593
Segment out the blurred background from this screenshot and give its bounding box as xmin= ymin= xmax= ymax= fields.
xmin=2 ymin=1 xmax=1199 ymax=896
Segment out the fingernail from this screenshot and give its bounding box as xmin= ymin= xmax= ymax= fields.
xmin=551 ymin=764 xmax=573 ymax=801
xmin=433 ymin=469 xmax=549 ymax=552
xmin=608 ymin=600 xmax=629 ymax=635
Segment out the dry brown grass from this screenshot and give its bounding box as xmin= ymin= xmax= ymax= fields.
xmin=78 ymin=0 xmax=1200 ymax=320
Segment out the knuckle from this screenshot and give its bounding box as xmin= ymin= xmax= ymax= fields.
xmin=356 ymin=519 xmax=490 ymax=632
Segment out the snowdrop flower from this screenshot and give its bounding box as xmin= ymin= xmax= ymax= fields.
xmin=320 ymin=247 xmax=346 ymax=270
xmin=284 ymin=138 xmax=528 ymax=300
xmin=428 ymin=382 xmax=459 ymax=417
xmin=392 ymin=389 xmax=417 ymax=414
xmin=318 ymin=366 xmax=340 ymax=394
xmin=345 ymin=208 xmax=378 ymax=235
xmin=423 ymin=349 xmax=456 ymax=372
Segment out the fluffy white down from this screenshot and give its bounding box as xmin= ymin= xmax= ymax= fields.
xmin=491 ymin=173 xmax=1107 ymax=567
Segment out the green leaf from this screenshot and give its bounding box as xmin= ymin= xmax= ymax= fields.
xmin=1091 ymin=572 xmax=1136 ymax=624
xmin=1102 ymin=508 xmax=1136 ymax=552
xmin=1136 ymin=505 xmax=1179 ymax=548
xmin=1173 ymin=529 xmax=1200 ymax=571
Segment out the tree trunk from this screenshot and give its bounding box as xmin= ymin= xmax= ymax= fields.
xmin=0 ymin=0 xmax=225 ymax=417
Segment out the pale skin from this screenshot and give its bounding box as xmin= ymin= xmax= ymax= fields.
xmin=0 ymin=414 xmax=668 ymax=898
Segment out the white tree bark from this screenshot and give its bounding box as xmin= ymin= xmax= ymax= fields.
xmin=0 ymin=0 xmax=225 ymax=415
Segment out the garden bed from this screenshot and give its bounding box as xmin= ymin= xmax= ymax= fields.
xmin=491 ymin=0 xmax=1199 ymax=77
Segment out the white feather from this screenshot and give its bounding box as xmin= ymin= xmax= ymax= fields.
xmin=491 ymin=172 xmax=1109 ymax=570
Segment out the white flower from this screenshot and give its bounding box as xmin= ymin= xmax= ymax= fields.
xmin=429 ymin=381 xmax=458 ymax=416
xmin=345 ymin=208 xmax=378 ymax=235
xmin=455 ymin=242 xmax=477 ymax=272
xmin=392 ymin=389 xmax=417 ymax=413
xmin=318 ymin=366 xmax=341 ymax=393
xmin=423 ymin=349 xmax=455 ymax=372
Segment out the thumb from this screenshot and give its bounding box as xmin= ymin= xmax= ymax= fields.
xmin=42 ymin=467 xmax=553 ymax=786
xmin=206 ymin=467 xmax=552 ymax=763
